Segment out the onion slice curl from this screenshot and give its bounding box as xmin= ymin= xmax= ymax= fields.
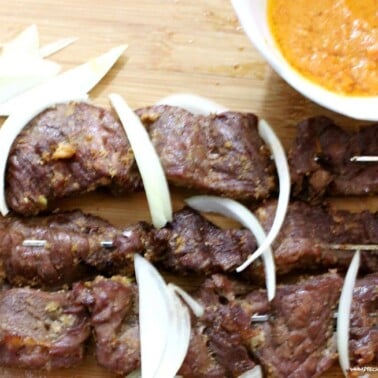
xmin=135 ymin=255 xmax=200 ymax=378
xmin=186 ymin=195 xmax=276 ymax=301
xmin=109 ymin=93 xmax=172 ymax=228
xmin=336 ymin=250 xmax=360 ymax=376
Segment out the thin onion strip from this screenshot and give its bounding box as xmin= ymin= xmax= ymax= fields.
xmin=0 ymin=92 xmax=88 ymax=216
xmin=236 ymin=119 xmax=290 ymax=272
xmin=134 ymin=254 xmax=171 ymax=378
xmin=0 ymin=44 xmax=127 ymax=116
xmin=154 ymin=286 xmax=191 ymax=378
xmin=168 ymin=283 xmax=205 ymax=317
xmin=237 ymin=365 xmax=263 ymax=378
xmin=134 ymin=255 xmax=192 ymax=378
xmin=39 ymin=37 xmax=77 ymax=58
xmin=337 ymin=250 xmax=360 ymax=376
xmin=1 ymin=25 xmax=39 ymax=56
xmin=186 ymin=195 xmax=276 ymax=300
xmin=109 ymin=93 xmax=172 ymax=228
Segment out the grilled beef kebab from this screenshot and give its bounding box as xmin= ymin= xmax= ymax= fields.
xmin=6 ymin=102 xmax=276 ymax=215
xmin=0 ymin=201 xmax=376 ymax=288
xmin=290 ymin=116 xmax=378 ymax=201
xmin=73 ymin=272 xmax=378 ymax=377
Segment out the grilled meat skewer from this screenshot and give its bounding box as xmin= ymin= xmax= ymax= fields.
xmin=290 ymin=116 xmax=378 ymax=201
xmin=0 ymin=271 xmax=375 ymax=376
xmin=0 ymin=210 xmax=147 ymax=288
xmin=1 ymin=201 xmax=377 ymax=288
xmin=6 ymin=102 xmax=276 ymax=216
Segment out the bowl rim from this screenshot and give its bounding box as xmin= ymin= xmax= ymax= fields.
xmin=231 ymin=0 xmax=378 ymax=121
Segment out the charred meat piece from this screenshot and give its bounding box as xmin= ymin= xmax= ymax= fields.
xmin=248 ymin=200 xmax=378 ymax=279
xmin=0 ymin=210 xmax=144 ymax=288
xmin=251 ymin=273 xmax=342 ymax=378
xmin=180 ymin=274 xmax=261 ymax=378
xmin=146 ymin=206 xmax=257 ymax=277
xmin=73 ymin=276 xmax=140 ymax=375
xmin=0 ymin=287 xmax=90 ymax=370
xmin=137 ymin=105 xmax=276 ymax=201
xmin=289 ymin=116 xmax=378 ymax=200
xmin=349 ymin=273 xmax=378 ymax=367
xmin=6 ymin=102 xmax=140 ymax=215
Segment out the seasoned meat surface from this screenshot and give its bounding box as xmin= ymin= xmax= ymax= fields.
xmin=6 ymin=102 xmax=140 ymax=215
xmin=137 ymin=105 xmax=276 ymax=201
xmin=0 ymin=210 xmax=144 ymax=288
xmin=251 ymin=273 xmax=342 ymax=378
xmin=250 ymin=200 xmax=378 ymax=278
xmin=0 ymin=287 xmax=90 ymax=370
xmin=73 ymin=276 xmax=140 ymax=375
xmin=180 ymin=275 xmax=260 ymax=378
xmin=349 ymin=273 xmax=378 ymax=367
xmin=146 ymin=206 xmax=257 ymax=276
xmin=290 ymin=117 xmax=378 ymax=200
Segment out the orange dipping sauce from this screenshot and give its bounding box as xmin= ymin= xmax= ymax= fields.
xmin=268 ymin=0 xmax=378 ymax=96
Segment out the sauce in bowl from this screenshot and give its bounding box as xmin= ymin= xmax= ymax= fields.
xmin=268 ymin=0 xmax=378 ymax=96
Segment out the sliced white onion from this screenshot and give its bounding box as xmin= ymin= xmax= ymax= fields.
xmin=156 ymin=93 xmax=289 ymax=275
xmin=39 ymin=37 xmax=77 ymax=58
xmin=109 ymin=93 xmax=172 ymax=228
xmin=125 ymin=369 xmax=141 ymax=378
xmin=237 ymin=365 xmax=263 ymax=378
xmin=168 ymin=283 xmax=205 ymax=317
xmin=0 ymin=25 xmax=61 ymax=104
xmin=134 ymin=254 xmax=171 ymax=378
xmin=186 ymin=195 xmax=276 ymax=301
xmin=154 ymin=285 xmax=191 ymax=378
xmin=134 ymin=255 xmax=191 ymax=378
xmin=0 ymin=57 xmax=61 ymax=104
xmin=0 ymin=44 xmax=127 ymax=116
xmin=1 ymin=25 xmax=39 ymax=56
xmin=337 ymin=250 xmax=360 ymax=376
xmin=157 ymin=93 xmax=228 ymax=115
xmin=0 ymin=92 xmax=88 ymax=216
xmin=236 ymin=119 xmax=290 ymax=273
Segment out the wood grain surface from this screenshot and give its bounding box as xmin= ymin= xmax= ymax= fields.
xmin=0 ymin=1 xmax=377 ymax=377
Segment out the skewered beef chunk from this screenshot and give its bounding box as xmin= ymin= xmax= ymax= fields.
xmin=251 ymin=273 xmax=342 ymax=378
xmin=0 ymin=287 xmax=90 ymax=370
xmin=349 ymin=273 xmax=378 ymax=367
xmin=290 ymin=117 xmax=378 ymax=200
xmin=249 ymin=200 xmax=378 ymax=278
xmin=137 ymin=105 xmax=276 ymax=201
xmin=146 ymin=206 xmax=257 ymax=276
xmin=6 ymin=102 xmax=140 ymax=215
xmin=180 ymin=275 xmax=260 ymax=378
xmin=0 ymin=210 xmax=144 ymax=288
xmin=73 ymin=276 xmax=140 ymax=375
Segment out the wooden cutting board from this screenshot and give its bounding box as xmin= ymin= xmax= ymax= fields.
xmin=0 ymin=0 xmax=377 ymax=377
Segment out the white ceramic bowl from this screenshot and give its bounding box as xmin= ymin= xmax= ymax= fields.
xmin=231 ymin=0 xmax=378 ymax=121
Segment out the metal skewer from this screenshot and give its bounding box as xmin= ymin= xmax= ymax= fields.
xmin=321 ymin=243 xmax=378 ymax=251
xmin=251 ymin=312 xmax=378 ymax=323
xmin=350 ymin=156 xmax=378 ymax=162
xmin=22 ymin=239 xmax=115 ymax=248
xmin=314 ymin=155 xmax=378 ymax=163
xmin=22 ymin=239 xmax=378 ymax=251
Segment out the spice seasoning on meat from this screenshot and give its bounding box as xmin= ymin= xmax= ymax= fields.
xmin=268 ymin=0 xmax=378 ymax=96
